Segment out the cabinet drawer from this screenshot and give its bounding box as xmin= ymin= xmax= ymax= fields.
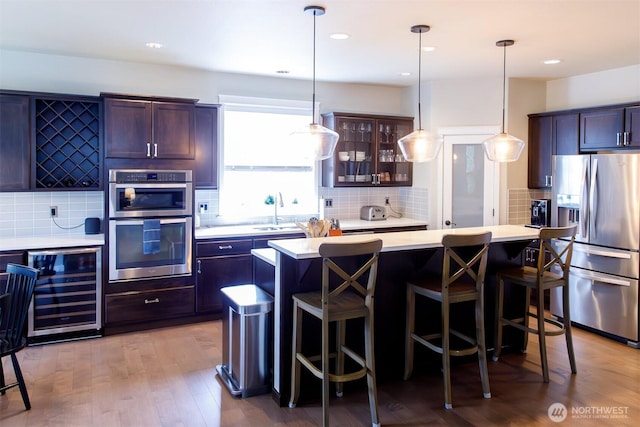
xmin=197 ymin=239 xmax=252 ymax=257
xmin=0 ymin=252 xmax=25 ymax=271
xmin=0 ymin=252 xmax=25 ymax=289
xmin=105 ymin=286 xmax=194 ymax=324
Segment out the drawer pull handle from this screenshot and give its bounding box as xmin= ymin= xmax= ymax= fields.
xmin=145 ymin=298 xmax=160 ymax=304
xmin=219 ymin=245 xmax=233 ymax=250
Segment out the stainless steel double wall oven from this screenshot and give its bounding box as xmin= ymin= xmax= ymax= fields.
xmin=108 ymin=169 xmax=193 ymax=282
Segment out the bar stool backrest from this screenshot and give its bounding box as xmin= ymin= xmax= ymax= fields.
xmin=441 ymin=232 xmax=492 ymax=291
xmin=318 ymin=239 xmax=383 ymax=310
xmin=537 ymin=226 xmax=577 ymax=281
xmin=1 ymin=263 xmax=39 ymax=349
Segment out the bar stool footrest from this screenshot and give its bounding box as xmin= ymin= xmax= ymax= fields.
xmin=501 ymin=314 xmax=566 ymax=336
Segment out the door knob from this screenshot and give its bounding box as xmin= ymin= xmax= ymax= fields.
xmin=445 ymin=220 xmax=453 ymax=226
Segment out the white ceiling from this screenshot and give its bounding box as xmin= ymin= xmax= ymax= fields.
xmin=1 ymin=0 xmax=639 ymax=87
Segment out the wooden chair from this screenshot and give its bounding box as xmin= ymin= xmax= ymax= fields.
xmin=493 ymin=225 xmax=577 ymax=382
xmin=0 ymin=263 xmax=39 ymax=410
xmin=289 ymin=239 xmax=383 ymax=427
xmin=404 ymin=231 xmax=492 ymax=409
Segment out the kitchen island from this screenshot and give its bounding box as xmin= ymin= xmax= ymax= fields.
xmin=266 ymin=224 xmax=540 ymax=406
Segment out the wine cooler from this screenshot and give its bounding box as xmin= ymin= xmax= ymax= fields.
xmin=28 ymin=247 xmax=102 ymax=343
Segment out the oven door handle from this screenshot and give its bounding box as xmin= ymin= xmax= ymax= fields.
xmin=112 ymin=182 xmax=189 ymax=189
xmin=111 ymin=217 xmax=188 ymax=226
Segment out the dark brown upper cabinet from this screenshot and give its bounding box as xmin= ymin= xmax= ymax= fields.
xmin=194 ymin=105 xmax=219 ymax=189
xmin=321 ymin=112 xmax=414 ymax=187
xmin=624 ymin=105 xmax=640 ymax=148
xmin=0 ymin=93 xmax=30 ymax=191
xmin=103 ymin=94 xmax=196 ymax=160
xmin=580 ymin=104 xmax=640 ymax=151
xmin=528 ymin=115 xmax=552 ymax=189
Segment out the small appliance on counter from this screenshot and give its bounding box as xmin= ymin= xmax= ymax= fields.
xmin=360 ymin=205 xmax=387 ymax=221
xmin=528 ymin=199 xmax=550 ymax=228
xmin=84 ymin=217 xmax=101 ymax=234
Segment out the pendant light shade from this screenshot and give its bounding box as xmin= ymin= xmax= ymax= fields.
xmin=291 ymin=5 xmax=339 ymax=161
xmin=290 ymin=122 xmax=339 ymax=160
xmin=398 ymin=24 xmax=441 ymax=162
xmin=397 ymin=129 xmax=441 ymax=163
xmin=482 ymin=40 xmax=525 ymax=163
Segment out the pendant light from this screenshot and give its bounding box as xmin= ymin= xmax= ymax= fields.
xmin=481 ymin=40 xmax=525 ymax=162
xmin=397 ymin=25 xmax=441 ymax=163
xmin=290 ymin=5 xmax=339 ymax=161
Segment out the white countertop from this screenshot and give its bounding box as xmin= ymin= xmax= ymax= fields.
xmin=251 ymin=248 xmax=277 ymax=266
xmin=268 ymin=225 xmax=540 ymax=260
xmin=194 ymin=217 xmax=427 ymax=239
xmin=0 ymin=234 xmax=105 ymax=251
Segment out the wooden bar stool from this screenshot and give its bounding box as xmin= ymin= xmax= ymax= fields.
xmin=404 ymin=231 xmax=492 ymax=409
xmin=288 ymin=239 xmax=383 ymax=427
xmin=493 ymin=225 xmax=577 ymax=382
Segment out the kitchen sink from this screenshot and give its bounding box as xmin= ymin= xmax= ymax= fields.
xmin=253 ymin=225 xmax=300 ymax=231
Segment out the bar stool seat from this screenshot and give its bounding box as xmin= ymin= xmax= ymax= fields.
xmin=404 ymin=231 xmax=492 ymax=409
xmin=493 ymin=225 xmax=577 ymax=383
xmin=289 ymin=239 xmax=383 ymax=427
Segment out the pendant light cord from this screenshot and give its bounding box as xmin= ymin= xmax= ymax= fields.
xmin=501 ymin=43 xmax=507 ymax=134
xmin=417 ymin=30 xmax=423 ymax=130
xmin=311 ymin=11 xmax=317 ymax=125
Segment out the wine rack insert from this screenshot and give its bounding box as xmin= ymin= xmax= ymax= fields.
xmin=34 ymin=97 xmax=102 ymax=189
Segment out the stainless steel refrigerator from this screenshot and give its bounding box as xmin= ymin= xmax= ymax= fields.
xmin=551 ymin=153 xmax=639 ymax=347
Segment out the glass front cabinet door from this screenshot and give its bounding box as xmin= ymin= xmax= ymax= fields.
xmin=321 ymin=112 xmax=413 ymax=187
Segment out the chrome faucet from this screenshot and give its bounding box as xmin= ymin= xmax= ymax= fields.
xmin=274 ymin=192 xmax=284 ymax=225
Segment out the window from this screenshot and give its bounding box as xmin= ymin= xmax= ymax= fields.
xmin=219 ymin=95 xmax=319 ymax=221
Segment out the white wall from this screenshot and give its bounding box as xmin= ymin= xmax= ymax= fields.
xmin=0 ymin=49 xmax=407 ymax=116
xmin=546 ymin=64 xmax=640 ymax=110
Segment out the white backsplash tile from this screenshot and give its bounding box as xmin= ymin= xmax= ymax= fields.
xmin=195 ymin=186 xmax=430 ymax=228
xmin=0 ymin=191 xmax=104 ymax=238
xmin=1 ymin=186 xmax=550 ymax=237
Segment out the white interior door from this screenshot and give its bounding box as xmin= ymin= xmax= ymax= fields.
xmin=440 ymin=128 xmax=500 ymax=229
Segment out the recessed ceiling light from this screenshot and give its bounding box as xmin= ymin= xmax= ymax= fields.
xmin=399 ymin=72 xmax=412 ymax=77
xmin=422 ymin=46 xmax=436 ymax=52
xmin=330 ymin=33 xmax=349 ymax=40
xmin=145 ymin=42 xmax=163 ymax=49
xmin=543 ymin=59 xmax=561 ymax=65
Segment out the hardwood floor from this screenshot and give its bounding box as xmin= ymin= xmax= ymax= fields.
xmin=1 ymin=319 xmax=639 ymax=426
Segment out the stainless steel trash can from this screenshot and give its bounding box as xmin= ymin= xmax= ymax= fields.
xmin=216 ymin=284 xmax=273 ymax=398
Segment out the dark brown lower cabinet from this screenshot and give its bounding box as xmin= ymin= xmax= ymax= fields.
xmin=0 ymin=251 xmax=25 ymax=290
xmin=105 ymin=286 xmax=195 ymax=324
xmin=195 ymin=255 xmax=253 ymax=313
xmin=195 ymin=239 xmax=253 ymax=314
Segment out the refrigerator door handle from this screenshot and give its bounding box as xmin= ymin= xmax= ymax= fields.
xmin=579 ymin=159 xmax=589 ymax=239
xmin=571 ymin=268 xmax=632 ymax=287
xmin=573 ymin=245 xmax=633 ymax=259
xmin=589 ymin=158 xmax=598 ymax=240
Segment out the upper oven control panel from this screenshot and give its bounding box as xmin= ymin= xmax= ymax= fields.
xmin=109 ymin=170 xmax=192 ymax=183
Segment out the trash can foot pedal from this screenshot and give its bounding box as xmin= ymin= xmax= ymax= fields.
xmin=216 ymin=364 xmax=242 ymax=398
